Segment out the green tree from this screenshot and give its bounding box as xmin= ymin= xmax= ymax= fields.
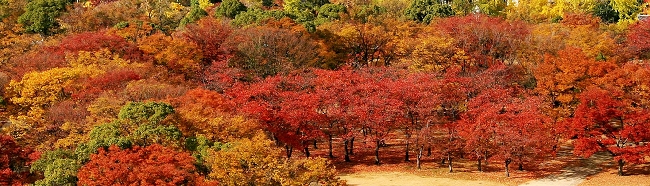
xmin=283 ymin=0 xmax=330 ymax=28
xmin=74 ymin=122 xmax=132 ymax=162
xmin=30 ymin=149 xmax=80 ymax=186
xmin=214 ymin=0 xmax=247 ymax=19
xmin=592 ymin=0 xmax=620 ymax=23
xmin=610 ymin=0 xmax=643 ymax=24
xmin=17 ymin=0 xmax=69 ymax=35
xmin=180 ymin=0 xmax=208 ymax=27
xmin=404 ymin=0 xmax=454 ymax=24
xmin=350 ymin=4 xmax=386 ymax=23
xmin=131 ymin=124 xmax=183 ymax=147
xmin=117 ymin=102 xmax=175 ymax=125
xmin=315 ymin=3 xmax=346 ymax=25
xmin=232 ymin=8 xmax=286 ymax=26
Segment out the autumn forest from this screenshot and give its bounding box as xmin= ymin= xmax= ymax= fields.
xmin=1 ymin=0 xmax=650 ymax=185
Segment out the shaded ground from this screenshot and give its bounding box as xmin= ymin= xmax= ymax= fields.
xmin=519 ymin=149 xmax=610 ymax=186
xmin=579 ymin=159 xmax=650 ymax=186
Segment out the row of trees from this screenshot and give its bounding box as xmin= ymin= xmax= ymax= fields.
xmin=0 ymin=0 xmax=650 ymax=184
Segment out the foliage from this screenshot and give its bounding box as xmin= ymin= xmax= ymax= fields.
xmin=404 ymin=0 xmax=454 ymax=24
xmin=592 ymin=0 xmax=620 ymax=23
xmin=627 ymin=19 xmax=650 ymax=59
xmin=229 ymin=26 xmax=323 ymax=77
xmin=214 ymin=0 xmax=247 ymax=19
xmin=206 ymin=133 xmax=344 ymax=185
xmin=77 ymin=144 xmax=212 ymax=185
xmin=179 ymin=0 xmax=208 ymax=27
xmin=30 ymin=149 xmax=80 ymax=186
xmin=232 ymin=8 xmax=287 ymax=26
xmin=117 ymin=102 xmax=174 ymax=125
xmin=18 ymin=0 xmax=69 ymax=35
xmin=0 ymin=135 xmax=34 ymax=185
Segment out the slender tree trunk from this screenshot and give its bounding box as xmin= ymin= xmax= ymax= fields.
xmin=313 ymin=140 xmax=318 ymax=149
xmin=484 ymin=151 xmax=489 ymax=165
xmin=344 ymin=140 xmax=351 ymax=162
xmin=505 ymin=159 xmax=512 ymax=177
xmin=618 ymin=159 xmax=625 ymax=176
xmin=328 ymin=134 xmax=334 ymax=158
xmin=427 ymin=147 xmax=432 ymax=156
xmin=478 ymin=159 xmax=482 ymax=172
xmin=405 ymin=137 xmax=410 ymax=162
xmin=448 ymin=153 xmax=453 ymax=173
xmin=349 ymin=137 xmax=355 ymax=155
xmin=302 ymin=141 xmax=310 ymax=157
xmin=518 ymin=162 xmax=523 ymax=171
xmin=417 ymin=145 xmax=423 ymax=169
xmin=441 ymin=158 xmax=446 ymax=165
xmin=285 ymin=145 xmax=293 ymax=159
xmin=375 ymin=140 xmax=381 ymax=165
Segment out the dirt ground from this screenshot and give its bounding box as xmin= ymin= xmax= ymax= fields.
xmin=340 ymin=172 xmax=506 ymax=186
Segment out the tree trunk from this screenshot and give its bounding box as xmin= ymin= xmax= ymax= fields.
xmin=304 ymin=147 xmax=310 ymax=157
xmin=328 ymin=134 xmax=334 ymax=158
xmin=427 ymin=147 xmax=432 ymax=156
xmin=518 ymin=162 xmax=523 ymax=171
xmin=484 ymin=151 xmax=489 ymax=165
xmin=285 ymin=145 xmax=293 ymax=159
xmin=405 ymin=138 xmax=410 ymax=162
xmin=349 ymin=137 xmax=355 ymax=155
xmin=448 ymin=154 xmax=453 ymax=173
xmin=313 ymin=140 xmax=318 ymax=149
xmin=505 ymin=159 xmax=512 ymax=177
xmin=344 ymin=140 xmax=351 ymax=162
xmin=441 ymin=158 xmax=446 ymax=165
xmin=478 ymin=159 xmax=482 ymax=172
xmin=375 ymin=140 xmax=381 ymax=165
xmin=618 ymin=159 xmax=625 ymax=176
xmin=417 ymin=145 xmax=423 ymax=169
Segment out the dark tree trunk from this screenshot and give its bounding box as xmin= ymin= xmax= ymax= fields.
xmin=618 ymin=159 xmax=625 ymax=176
xmin=441 ymin=158 xmax=446 ymax=165
xmin=313 ymin=140 xmax=318 ymax=149
xmin=448 ymin=154 xmax=453 ymax=173
xmin=505 ymin=159 xmax=512 ymax=177
xmin=405 ymin=138 xmax=410 ymax=162
xmin=344 ymin=140 xmax=351 ymax=162
xmin=417 ymin=145 xmax=423 ymax=169
xmin=405 ymin=126 xmax=411 ymax=162
xmin=349 ymin=137 xmax=355 ymax=155
xmin=375 ymin=140 xmax=381 ymax=165
xmin=427 ymin=147 xmax=432 ymax=156
xmin=304 ymin=147 xmax=310 ymax=157
xmin=478 ymin=159 xmax=482 ymax=172
xmin=518 ymin=162 xmax=523 ymax=171
xmin=285 ymin=145 xmax=293 ymax=159
xmin=328 ymin=134 xmax=334 ymax=158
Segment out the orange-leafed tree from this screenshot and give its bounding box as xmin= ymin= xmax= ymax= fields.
xmin=138 ymin=33 xmax=203 ymax=79
xmin=534 ymin=47 xmax=617 ymax=120
xmin=173 ymin=88 xmax=260 ymax=142
xmin=77 ymin=144 xmax=215 ymax=185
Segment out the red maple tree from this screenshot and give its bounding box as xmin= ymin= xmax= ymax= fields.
xmin=77 ymin=144 xmax=215 ymax=185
